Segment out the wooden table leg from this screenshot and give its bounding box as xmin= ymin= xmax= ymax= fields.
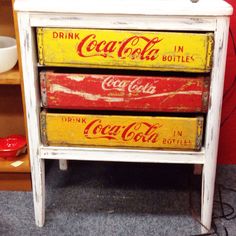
xmin=201 ymin=160 xmax=217 ymax=234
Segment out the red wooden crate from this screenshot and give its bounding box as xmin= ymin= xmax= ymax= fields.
xmin=40 ymin=71 xmax=209 ymax=112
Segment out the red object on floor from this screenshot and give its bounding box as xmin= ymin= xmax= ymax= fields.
xmin=218 ymin=0 xmax=236 ymax=164
xmin=0 ymin=135 xmax=27 ymax=161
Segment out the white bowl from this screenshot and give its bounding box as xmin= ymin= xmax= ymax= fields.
xmin=0 ymin=36 xmax=18 ymax=73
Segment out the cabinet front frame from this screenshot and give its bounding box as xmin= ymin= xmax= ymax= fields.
xmin=19 ymin=13 xmax=218 ymax=160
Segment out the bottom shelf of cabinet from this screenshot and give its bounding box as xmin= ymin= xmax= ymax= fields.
xmin=41 ymin=146 xmax=205 ymax=164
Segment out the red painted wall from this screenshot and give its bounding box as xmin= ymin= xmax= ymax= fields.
xmin=218 ymin=0 xmax=236 ymax=164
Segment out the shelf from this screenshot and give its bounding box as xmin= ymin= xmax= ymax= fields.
xmin=0 ymin=64 xmax=20 ymax=85
xmin=0 ymin=153 xmax=31 ymax=173
xmin=41 ymin=146 xmax=205 ymax=164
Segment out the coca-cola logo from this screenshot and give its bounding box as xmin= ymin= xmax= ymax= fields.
xmin=101 ymin=76 xmax=156 ymax=95
xmin=84 ymin=119 xmax=162 ymax=143
xmin=77 ymin=34 xmax=162 ymax=61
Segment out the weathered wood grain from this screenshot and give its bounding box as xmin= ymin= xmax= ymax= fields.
xmin=40 ymin=71 xmax=209 ymax=112
xmin=41 ymin=111 xmax=204 ymax=151
xmin=37 ymin=28 xmax=213 ymax=72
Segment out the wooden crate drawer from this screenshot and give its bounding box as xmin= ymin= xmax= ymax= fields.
xmin=37 ymin=28 xmax=213 ymax=72
xmin=40 ymin=71 xmax=209 ymax=112
xmin=40 ymin=111 xmax=204 ymax=151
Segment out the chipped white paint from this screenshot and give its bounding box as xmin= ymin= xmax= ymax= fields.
xmin=201 ymin=17 xmax=230 ymax=233
xmin=18 ymin=12 xmax=45 ymax=227
xmin=30 ymin=14 xmax=217 ymax=32
xmin=15 ymin=0 xmax=232 ymax=233
xmin=41 ymin=146 xmax=205 ymax=164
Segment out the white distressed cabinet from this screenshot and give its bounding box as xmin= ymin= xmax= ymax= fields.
xmin=14 ymin=0 xmax=233 ymax=233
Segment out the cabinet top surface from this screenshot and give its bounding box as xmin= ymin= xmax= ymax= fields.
xmin=14 ymin=0 xmax=233 ymax=16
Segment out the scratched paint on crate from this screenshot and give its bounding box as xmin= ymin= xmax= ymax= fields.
xmin=40 ymin=111 xmax=204 ymax=150
xmin=40 ymin=71 xmax=209 ymax=112
xmin=37 ymin=28 xmax=213 ymax=72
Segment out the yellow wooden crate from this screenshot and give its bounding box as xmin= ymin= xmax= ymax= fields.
xmin=37 ymin=28 xmax=213 ymax=72
xmin=40 ymin=111 xmax=204 ymax=150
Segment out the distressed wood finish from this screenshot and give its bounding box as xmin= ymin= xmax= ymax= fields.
xmin=40 ymin=71 xmax=209 ymax=112
xmin=14 ymin=0 xmax=233 ymax=16
xmin=37 ymin=28 xmax=213 ymax=72
xmin=41 ymin=146 xmax=205 ymax=164
xmin=201 ymin=17 xmax=230 ymax=233
xmin=17 ymin=12 xmax=45 ymax=227
xmin=30 ymin=15 xmax=217 ymax=32
xmin=15 ymin=0 xmax=232 ymax=233
xmin=41 ymin=111 xmax=204 ymax=150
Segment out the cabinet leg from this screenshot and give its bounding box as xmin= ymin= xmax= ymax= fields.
xmin=31 ymin=158 xmax=45 ymax=227
xmin=201 ymin=164 xmax=215 ymax=234
xmin=59 ymin=160 xmax=68 ymax=171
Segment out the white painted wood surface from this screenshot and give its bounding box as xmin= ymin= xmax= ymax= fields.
xmin=59 ymin=160 xmax=68 ymax=171
xmin=193 ymin=164 xmax=203 ymax=175
xmin=17 ymin=12 xmax=45 ymax=227
xmin=41 ymin=146 xmax=205 ymax=164
xmin=15 ymin=0 xmax=232 ymax=233
xmin=201 ymin=17 xmax=230 ymax=233
xmin=29 ymin=14 xmax=217 ymax=32
xmin=14 ymin=0 xmax=232 ymax=16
